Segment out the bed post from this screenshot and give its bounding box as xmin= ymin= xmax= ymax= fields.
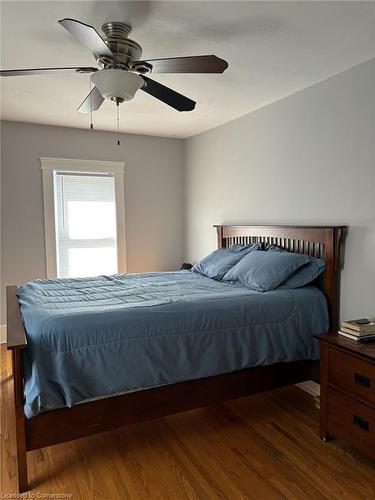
xmin=6 ymin=286 xmax=29 ymax=493
xmin=323 ymin=227 xmax=344 ymax=331
xmin=216 ymin=226 xmax=224 ymax=249
xmin=11 ymin=349 xmax=28 ymax=492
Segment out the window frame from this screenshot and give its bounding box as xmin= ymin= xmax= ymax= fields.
xmin=41 ymin=157 xmax=126 ymax=278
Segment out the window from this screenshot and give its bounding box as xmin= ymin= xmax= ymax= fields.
xmin=41 ymin=158 xmax=126 ymax=278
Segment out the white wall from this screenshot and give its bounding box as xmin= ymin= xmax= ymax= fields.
xmin=184 ymin=58 xmax=375 ymax=320
xmin=1 ymin=121 xmax=184 ymax=322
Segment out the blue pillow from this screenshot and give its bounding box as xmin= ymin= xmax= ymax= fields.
xmin=223 ymin=251 xmax=312 ymax=292
xmin=230 ymin=243 xmax=262 ymax=252
xmin=266 ymin=246 xmax=326 ymax=288
xmin=192 ymin=243 xmax=260 ymax=280
xmin=278 ymin=259 xmax=326 ymax=288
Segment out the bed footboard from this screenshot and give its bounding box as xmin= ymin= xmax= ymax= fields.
xmin=6 ymin=286 xmax=28 ymax=493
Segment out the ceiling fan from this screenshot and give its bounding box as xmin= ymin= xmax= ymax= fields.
xmin=0 ymin=18 xmax=229 ymax=114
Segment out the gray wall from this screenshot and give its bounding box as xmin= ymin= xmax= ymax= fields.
xmin=1 ymin=121 xmax=184 ymax=321
xmin=184 ymin=58 xmax=375 ymax=320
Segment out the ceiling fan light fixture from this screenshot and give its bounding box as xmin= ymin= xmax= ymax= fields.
xmin=91 ymin=69 xmax=143 ymax=102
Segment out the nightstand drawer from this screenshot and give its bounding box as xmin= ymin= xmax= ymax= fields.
xmin=328 ymin=348 xmax=375 ymax=405
xmin=327 ymin=388 xmax=375 ymax=459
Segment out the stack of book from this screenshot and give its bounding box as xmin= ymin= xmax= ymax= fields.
xmin=338 ymin=319 xmax=375 ymax=342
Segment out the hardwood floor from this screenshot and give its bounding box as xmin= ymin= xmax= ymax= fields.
xmin=1 ymin=345 xmax=374 ymax=499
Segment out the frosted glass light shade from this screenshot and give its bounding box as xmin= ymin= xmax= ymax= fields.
xmin=91 ymin=69 xmax=143 ymax=102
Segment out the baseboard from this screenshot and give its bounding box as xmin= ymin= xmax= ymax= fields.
xmin=296 ymin=380 xmax=320 ymax=409
xmin=296 ymin=380 xmax=320 ymax=397
xmin=0 ymin=324 xmax=6 ymax=344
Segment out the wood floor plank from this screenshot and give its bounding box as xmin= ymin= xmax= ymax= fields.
xmin=164 ymin=407 xmax=289 ymax=499
xmin=193 ymin=405 xmax=322 ymax=500
xmin=1 ymin=345 xmax=374 ymax=499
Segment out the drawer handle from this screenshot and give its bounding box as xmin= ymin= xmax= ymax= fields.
xmin=353 ymin=414 xmax=370 ymax=432
xmin=354 ymin=372 xmax=371 ymax=388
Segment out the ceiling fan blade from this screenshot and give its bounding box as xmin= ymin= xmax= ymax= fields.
xmin=133 ymin=55 xmax=228 ymax=74
xmin=0 ymin=67 xmax=97 ymax=77
xmin=141 ymin=76 xmax=196 ymax=112
xmin=59 ymin=18 xmax=115 ymax=62
xmin=77 ymin=86 xmax=104 ymax=113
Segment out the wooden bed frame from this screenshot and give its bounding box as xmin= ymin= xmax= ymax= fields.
xmin=7 ymin=224 xmax=346 ymax=492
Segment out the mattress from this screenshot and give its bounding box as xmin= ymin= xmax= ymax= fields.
xmin=17 ymin=271 xmax=328 ymax=418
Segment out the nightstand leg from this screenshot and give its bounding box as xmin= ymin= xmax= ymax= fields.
xmin=320 ymin=427 xmax=331 ymax=441
xmin=321 ymin=433 xmax=331 ymax=442
xmin=319 ymin=343 xmax=330 ymax=443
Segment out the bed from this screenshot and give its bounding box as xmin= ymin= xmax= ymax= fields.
xmin=7 ymin=224 xmax=346 ymax=492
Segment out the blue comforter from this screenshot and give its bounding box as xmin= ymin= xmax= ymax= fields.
xmin=17 ymin=271 xmax=328 ymax=418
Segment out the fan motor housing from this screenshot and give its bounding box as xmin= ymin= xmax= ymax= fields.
xmin=99 ymin=22 xmax=143 ymax=69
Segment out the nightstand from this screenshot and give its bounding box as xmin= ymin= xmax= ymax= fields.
xmin=315 ymin=332 xmax=375 ymax=460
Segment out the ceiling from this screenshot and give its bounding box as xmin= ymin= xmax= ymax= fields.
xmin=1 ymin=1 xmax=374 ymax=138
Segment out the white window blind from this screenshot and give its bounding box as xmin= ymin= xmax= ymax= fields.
xmin=54 ymin=172 xmax=118 ymax=278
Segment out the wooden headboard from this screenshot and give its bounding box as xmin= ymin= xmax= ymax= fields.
xmin=215 ymin=225 xmax=346 ymax=330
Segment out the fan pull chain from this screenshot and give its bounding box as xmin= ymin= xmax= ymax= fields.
xmin=116 ymin=100 xmax=120 ymax=146
xmin=89 ymin=80 xmax=93 ymax=130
